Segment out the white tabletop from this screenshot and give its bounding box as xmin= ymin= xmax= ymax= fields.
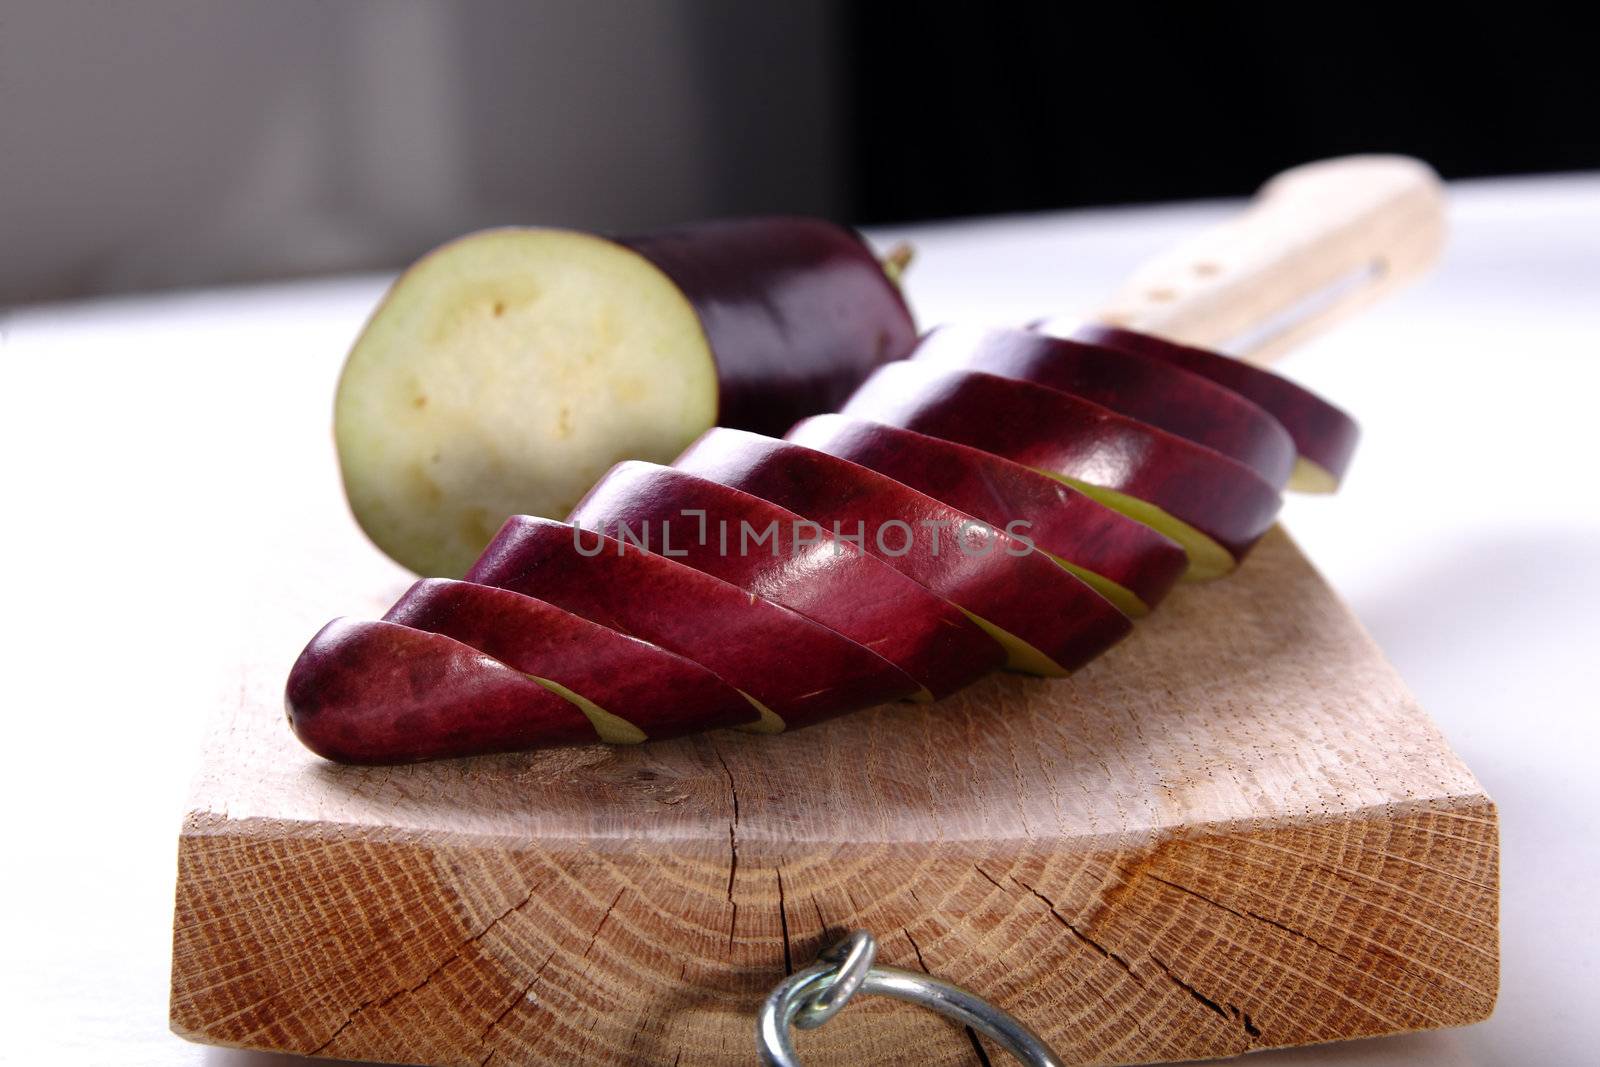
xmin=4 ymin=173 xmax=1597 ymax=1066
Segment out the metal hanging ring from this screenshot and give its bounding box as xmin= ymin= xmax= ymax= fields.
xmin=757 ymin=930 xmax=1066 ymax=1067
xmin=792 ymin=928 xmax=876 ymax=1030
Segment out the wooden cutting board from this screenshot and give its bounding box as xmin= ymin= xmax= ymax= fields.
xmin=169 ymin=157 xmax=1497 ymax=1066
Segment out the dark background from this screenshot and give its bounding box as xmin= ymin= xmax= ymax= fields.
xmin=4 ymin=2 xmax=1595 ymax=304
xmin=845 ymin=7 xmax=1600 ymax=221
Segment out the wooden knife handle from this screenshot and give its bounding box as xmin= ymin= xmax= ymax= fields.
xmin=1096 ymin=154 xmax=1447 ymax=366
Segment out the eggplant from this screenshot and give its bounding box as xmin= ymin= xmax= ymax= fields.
xmin=336 ymin=217 xmax=915 ymax=577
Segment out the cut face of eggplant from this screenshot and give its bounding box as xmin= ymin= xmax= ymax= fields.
xmin=337 ymin=228 xmax=720 ymax=578
xmin=336 ymin=219 xmax=916 ymax=579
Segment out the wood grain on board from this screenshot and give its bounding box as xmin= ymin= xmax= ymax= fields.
xmin=170 ymin=525 xmax=1498 ymax=1066
xmin=171 ymin=155 xmax=1491 ymax=1065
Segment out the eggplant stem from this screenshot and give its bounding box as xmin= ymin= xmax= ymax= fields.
xmin=881 ymin=242 xmax=915 ymax=286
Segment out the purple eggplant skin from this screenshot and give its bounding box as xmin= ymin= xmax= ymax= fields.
xmin=1066 ymin=323 xmax=1360 ymax=487
xmin=843 ymin=363 xmax=1283 ymax=566
xmin=620 ymin=218 xmax=917 ymax=436
xmin=914 ymin=325 xmax=1297 ymax=489
xmin=786 ymin=415 xmax=1188 ymax=615
xmin=467 ymin=516 xmax=922 ymax=726
xmin=672 ymin=428 xmax=1133 ymax=673
xmin=567 ymin=462 xmax=1007 ymax=699
xmin=384 ymin=579 xmax=760 ymax=739
xmin=286 ymin=619 xmax=598 ymax=764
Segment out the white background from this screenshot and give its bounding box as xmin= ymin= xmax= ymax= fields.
xmin=3 ymin=174 xmax=1596 ymax=1065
